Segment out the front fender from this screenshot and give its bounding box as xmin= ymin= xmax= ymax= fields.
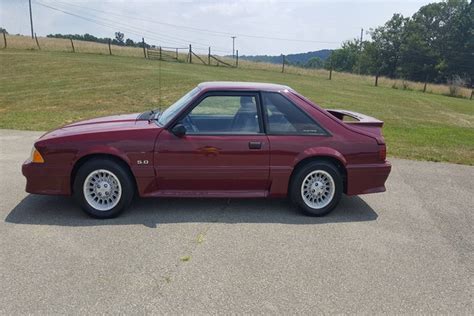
xmin=74 ymin=145 xmax=132 ymax=166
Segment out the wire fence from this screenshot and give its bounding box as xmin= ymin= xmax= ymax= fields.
xmin=1 ymin=33 xmax=472 ymax=100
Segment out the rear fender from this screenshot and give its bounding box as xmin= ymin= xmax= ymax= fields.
xmin=268 ymin=147 xmax=346 ymax=198
xmin=293 ymin=147 xmax=347 ymax=167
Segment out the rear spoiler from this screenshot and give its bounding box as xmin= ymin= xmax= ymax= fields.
xmin=326 ymin=109 xmax=384 ymax=127
xmin=326 ymin=109 xmax=385 ymax=144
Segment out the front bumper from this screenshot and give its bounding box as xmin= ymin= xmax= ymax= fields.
xmin=346 ymin=161 xmax=391 ymax=195
xmin=22 ymin=160 xmax=71 ymax=195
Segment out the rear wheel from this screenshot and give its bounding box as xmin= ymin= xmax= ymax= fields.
xmin=290 ymin=161 xmax=343 ymax=216
xmin=73 ymin=159 xmax=134 ymax=218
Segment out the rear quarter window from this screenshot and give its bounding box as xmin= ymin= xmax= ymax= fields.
xmin=262 ymin=92 xmax=327 ymax=135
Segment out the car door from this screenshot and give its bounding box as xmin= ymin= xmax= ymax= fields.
xmin=155 ymin=92 xmax=270 ymax=194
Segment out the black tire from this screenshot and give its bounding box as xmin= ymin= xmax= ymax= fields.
xmin=73 ymin=158 xmax=135 ymax=219
xmin=290 ymin=161 xmax=343 ymax=216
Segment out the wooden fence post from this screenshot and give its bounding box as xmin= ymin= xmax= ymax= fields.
xmin=34 ymin=33 xmax=40 ymax=50
xmin=423 ymin=74 xmax=429 ymax=93
xmin=189 ymin=44 xmax=192 ymax=63
xmin=236 ymin=50 xmax=239 ymax=68
xmin=375 ymin=73 xmax=379 ymax=86
xmin=470 ymin=90 xmax=473 ymax=100
xmin=175 ymin=48 xmax=178 ymax=60
xmin=70 ymin=38 xmax=75 ymax=52
xmin=2 ymin=31 xmax=6 ymax=48
xmin=108 ymin=39 xmax=112 ymax=55
xmin=142 ymin=38 xmax=146 ymax=58
xmin=281 ymin=54 xmax=285 ymax=73
xmin=329 ymin=58 xmax=333 ymax=80
xmin=208 ymin=47 xmax=211 ymax=65
xmin=159 ymin=46 xmax=162 ymax=60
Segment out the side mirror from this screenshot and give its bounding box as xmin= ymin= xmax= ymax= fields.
xmin=171 ymin=123 xmax=186 ymax=137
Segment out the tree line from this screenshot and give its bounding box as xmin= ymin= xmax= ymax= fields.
xmin=326 ymin=0 xmax=473 ymax=86
xmin=46 ymin=32 xmax=151 ymax=48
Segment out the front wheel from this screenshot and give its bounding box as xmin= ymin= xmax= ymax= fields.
xmin=290 ymin=161 xmax=343 ymax=216
xmin=73 ymin=159 xmax=135 ymax=218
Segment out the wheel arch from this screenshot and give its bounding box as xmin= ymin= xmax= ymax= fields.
xmin=289 ymin=155 xmax=348 ymax=194
xmin=70 ymin=153 xmax=136 ymax=194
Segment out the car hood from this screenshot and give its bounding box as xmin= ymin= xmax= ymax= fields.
xmin=64 ymin=113 xmax=141 ymax=128
xmin=39 ymin=113 xmax=157 ymax=140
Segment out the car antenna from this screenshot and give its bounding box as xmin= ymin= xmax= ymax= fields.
xmin=158 ymin=48 xmax=162 ymax=113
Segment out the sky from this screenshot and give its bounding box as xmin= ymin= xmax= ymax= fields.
xmin=1 ymin=0 xmax=435 ymax=55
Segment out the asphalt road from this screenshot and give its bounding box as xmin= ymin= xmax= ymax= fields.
xmin=0 ymin=129 xmax=473 ymax=314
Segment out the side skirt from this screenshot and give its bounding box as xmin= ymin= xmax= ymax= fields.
xmin=141 ymin=190 xmax=269 ymax=198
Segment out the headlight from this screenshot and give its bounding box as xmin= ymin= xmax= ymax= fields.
xmin=30 ymin=147 xmax=45 ymax=163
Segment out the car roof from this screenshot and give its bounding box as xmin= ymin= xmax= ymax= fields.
xmin=197 ymin=81 xmax=292 ymax=92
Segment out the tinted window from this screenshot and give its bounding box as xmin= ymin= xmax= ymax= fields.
xmin=262 ymin=92 xmax=325 ymax=135
xmin=182 ymin=95 xmax=260 ymax=134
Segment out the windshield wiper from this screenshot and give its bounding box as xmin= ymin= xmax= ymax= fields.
xmin=137 ymin=110 xmax=160 ymax=121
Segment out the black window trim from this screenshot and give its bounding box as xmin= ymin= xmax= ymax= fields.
xmin=260 ymin=91 xmax=331 ymax=137
xmin=169 ymin=90 xmax=265 ymax=136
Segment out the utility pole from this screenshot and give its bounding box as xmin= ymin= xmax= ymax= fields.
xmin=29 ymin=0 xmax=34 ymax=39
xmin=358 ymin=28 xmax=363 ymax=74
xmin=231 ymin=36 xmax=236 ymax=59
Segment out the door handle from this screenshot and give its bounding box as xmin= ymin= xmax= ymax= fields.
xmin=248 ymin=141 xmax=262 ymax=149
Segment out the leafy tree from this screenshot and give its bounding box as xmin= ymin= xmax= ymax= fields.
xmin=325 ymin=40 xmax=360 ymax=72
xmin=0 ymin=27 xmax=7 ymax=34
xmin=125 ymin=38 xmax=135 ymax=46
xmin=305 ymin=57 xmax=324 ymax=69
xmin=369 ymin=14 xmax=408 ymax=78
xmin=358 ymin=41 xmax=383 ymax=75
xmin=114 ymin=32 xmax=124 ymax=45
xmin=325 ymin=0 xmax=471 ymax=87
xmin=398 ymin=0 xmax=472 ymax=83
xmin=436 ymin=0 xmax=473 ymax=86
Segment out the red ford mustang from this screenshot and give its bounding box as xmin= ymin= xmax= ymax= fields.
xmin=22 ymin=82 xmax=391 ymax=218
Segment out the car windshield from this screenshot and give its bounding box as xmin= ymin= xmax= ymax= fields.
xmin=157 ymin=87 xmax=200 ymax=126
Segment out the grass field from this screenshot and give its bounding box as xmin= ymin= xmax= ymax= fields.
xmin=4 ymin=34 xmax=473 ymax=99
xmin=0 ymin=49 xmax=473 ymax=165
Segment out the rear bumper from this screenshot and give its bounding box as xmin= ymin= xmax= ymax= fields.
xmin=22 ymin=160 xmax=71 ymax=195
xmin=346 ymin=161 xmax=391 ymax=195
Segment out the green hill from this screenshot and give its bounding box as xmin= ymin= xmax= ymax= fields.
xmin=239 ymin=50 xmax=332 ymax=65
xmin=0 ymin=49 xmax=472 ymax=164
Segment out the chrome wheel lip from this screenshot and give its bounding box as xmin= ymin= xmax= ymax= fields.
xmin=301 ymin=170 xmax=335 ymax=209
xmin=83 ymin=169 xmax=122 ymax=212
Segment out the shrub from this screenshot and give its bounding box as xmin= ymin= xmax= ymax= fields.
xmin=447 ymin=75 xmax=465 ymax=97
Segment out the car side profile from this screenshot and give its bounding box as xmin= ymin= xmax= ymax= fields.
xmin=22 ymin=82 xmax=391 ymax=218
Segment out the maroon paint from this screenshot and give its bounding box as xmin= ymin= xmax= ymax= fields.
xmin=22 ymin=82 xmax=391 ymax=199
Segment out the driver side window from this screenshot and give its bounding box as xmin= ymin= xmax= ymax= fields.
xmin=183 ymin=94 xmax=261 ymax=134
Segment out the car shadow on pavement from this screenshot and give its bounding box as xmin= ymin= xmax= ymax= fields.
xmin=5 ymin=194 xmax=377 ymax=227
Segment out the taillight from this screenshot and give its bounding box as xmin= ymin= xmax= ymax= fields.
xmin=379 ymin=144 xmax=386 ymax=161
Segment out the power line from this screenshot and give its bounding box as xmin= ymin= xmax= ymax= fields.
xmin=42 ymin=0 xmax=341 ymax=45
xmin=36 ymin=3 xmax=184 ymax=47
xmin=42 ymin=0 xmax=233 ymax=52
xmin=35 ymin=1 xmax=201 ymax=48
xmin=35 ymin=1 xmax=232 ymax=52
